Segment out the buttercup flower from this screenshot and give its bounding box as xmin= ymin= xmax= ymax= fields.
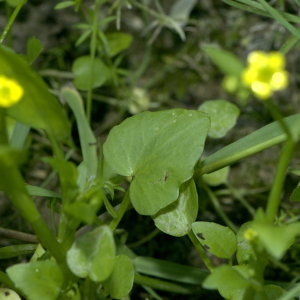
xmin=0 ymin=76 xmax=24 ymax=107
xmin=242 ymin=51 xmax=288 ymax=100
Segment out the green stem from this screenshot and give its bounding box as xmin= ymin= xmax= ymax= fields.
xmin=0 ymin=0 xmax=26 ymax=44
xmin=86 ymin=3 xmax=100 ymax=124
xmin=109 ymin=191 xmax=130 ymax=231
xmin=265 ymin=139 xmax=295 ymax=222
xmin=187 ymin=230 xmax=214 ymax=271
xmin=264 ymin=101 xmax=296 ymax=222
xmin=201 ymin=182 xmax=237 ymax=232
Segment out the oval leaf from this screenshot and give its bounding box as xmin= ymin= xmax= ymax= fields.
xmin=153 ymin=179 xmax=198 ymax=237
xmin=192 ymin=221 xmax=237 ymax=259
xmin=103 ymin=109 xmax=210 ymax=215
xmin=0 ymin=288 xmax=21 ymax=300
xmin=0 ymin=46 xmax=70 ymax=140
xmin=104 ymin=255 xmax=134 ymax=299
xmin=7 ymin=260 xmax=63 ymax=300
xmin=199 ymin=100 xmax=239 ymax=138
xmin=67 ymin=226 xmax=115 ymax=282
xmin=72 ymin=56 xmax=109 ymax=90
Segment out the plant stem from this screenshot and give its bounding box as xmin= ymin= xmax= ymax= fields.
xmin=265 ymin=101 xmax=296 ymax=222
xmin=109 ymin=191 xmax=131 ymax=231
xmin=201 ymin=182 xmax=237 ymax=232
xmin=0 ymin=0 xmax=26 ymax=44
xmin=0 ymin=227 xmax=38 ymax=243
xmin=188 ymin=230 xmax=214 ymax=271
xmin=265 ymin=139 xmax=295 ymax=222
xmin=86 ymin=2 xmax=100 ymax=124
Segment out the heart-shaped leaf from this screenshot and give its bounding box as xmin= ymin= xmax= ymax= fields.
xmin=103 ymin=109 xmax=209 ymax=215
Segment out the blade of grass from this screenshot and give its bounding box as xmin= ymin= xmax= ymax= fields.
xmin=200 ymin=114 xmax=300 ymax=175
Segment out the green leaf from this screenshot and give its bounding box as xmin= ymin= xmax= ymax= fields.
xmin=106 ymin=32 xmax=133 ymax=57
xmin=54 ymin=1 xmax=74 ymax=9
xmin=67 ymin=226 xmax=115 ymax=282
xmin=198 ymin=99 xmax=240 ymax=138
xmin=202 ymin=166 xmax=229 ymax=186
xmin=103 ymin=255 xmax=134 ymax=299
xmin=202 ymin=45 xmax=244 ymax=76
xmin=61 ymin=87 xmax=98 ymax=186
xmin=26 ymin=37 xmax=43 ymax=64
xmin=103 ymin=109 xmax=210 ymax=215
xmin=252 ymin=221 xmax=300 ymax=259
xmin=203 ymin=265 xmax=251 ymax=299
xmin=201 ymin=113 xmax=300 ymax=174
xmin=290 ymin=183 xmax=300 ymax=201
xmin=72 ymin=56 xmax=109 ymax=90
xmin=7 ymin=260 xmax=64 ymax=300
xmin=153 ymin=179 xmax=198 ymax=237
xmin=192 ymin=221 xmax=237 ymax=259
xmin=0 ymin=288 xmax=21 ymax=300
xmin=133 ymin=256 xmax=207 ymax=285
xmin=0 ymin=244 xmax=36 ymax=259
xmin=169 ymin=0 xmax=197 ymax=27
xmin=0 ymin=46 xmax=70 ymax=141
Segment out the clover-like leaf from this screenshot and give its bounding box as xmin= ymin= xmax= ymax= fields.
xmin=103 ymin=109 xmax=209 ymax=215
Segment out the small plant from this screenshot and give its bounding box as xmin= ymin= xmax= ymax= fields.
xmin=1 ymin=0 xmax=300 ymax=299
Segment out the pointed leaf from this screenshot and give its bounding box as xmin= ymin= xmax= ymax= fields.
xmin=103 ymin=109 xmax=209 ymax=215
xmin=7 ymin=260 xmax=63 ymax=300
xmin=203 ymin=46 xmax=244 ymax=76
xmin=0 ymin=46 xmax=70 ymax=140
xmin=153 ymin=179 xmax=198 ymax=236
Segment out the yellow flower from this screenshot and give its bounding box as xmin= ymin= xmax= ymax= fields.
xmin=242 ymin=51 xmax=288 ymax=100
xmin=244 ymin=228 xmax=258 ymax=241
xmin=0 ymin=76 xmax=24 ymax=107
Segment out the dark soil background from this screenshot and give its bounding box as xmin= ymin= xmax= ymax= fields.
xmin=1 ymin=1 xmax=300 ymax=299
